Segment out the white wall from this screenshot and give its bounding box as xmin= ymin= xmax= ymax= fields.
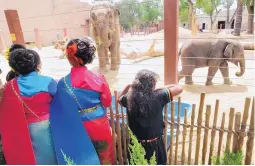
xmin=0 ymin=0 xmax=92 ymax=46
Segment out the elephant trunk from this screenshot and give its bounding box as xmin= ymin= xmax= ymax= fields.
xmin=236 ymin=55 xmax=245 ymax=77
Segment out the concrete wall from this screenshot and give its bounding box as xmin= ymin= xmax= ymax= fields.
xmin=196 ymin=8 xmax=248 ymax=32
xmin=0 ymin=0 xmax=92 ymax=47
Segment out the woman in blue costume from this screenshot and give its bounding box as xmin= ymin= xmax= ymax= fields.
xmin=50 ymin=37 xmax=114 ymax=165
xmin=0 ymin=48 xmax=57 ymax=164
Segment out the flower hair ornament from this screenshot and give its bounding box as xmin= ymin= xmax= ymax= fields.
xmin=4 ymin=48 xmax=15 ymax=72
xmin=66 ymin=41 xmax=85 ymax=67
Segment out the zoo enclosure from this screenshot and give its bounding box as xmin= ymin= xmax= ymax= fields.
xmin=108 ymin=91 xmax=255 ymax=165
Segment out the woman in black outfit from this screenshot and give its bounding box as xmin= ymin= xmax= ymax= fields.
xmin=118 ymin=69 xmax=183 ymax=165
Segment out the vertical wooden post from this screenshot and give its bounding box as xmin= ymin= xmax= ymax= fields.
xmin=168 ymin=101 xmax=175 ymax=165
xmin=232 ymin=113 xmax=241 ymax=152
xmin=202 ymin=105 xmax=211 ymax=164
xmin=164 ymin=0 xmax=178 ymax=84
xmin=114 ymin=91 xmax=123 ymax=165
xmin=216 ymin=113 xmax=225 ymax=164
xmin=174 ymin=97 xmax=181 ymax=164
xmin=245 ymin=97 xmax=254 ymax=164
xmin=238 ymin=97 xmax=251 ymax=150
xmin=0 ymin=29 xmax=6 ymax=52
xmin=195 ymin=93 xmax=206 ymax=164
xmin=181 ymin=108 xmax=188 ymax=165
xmin=109 ymin=105 xmax=117 ymax=164
xmin=34 ymin=28 xmax=42 ymax=49
xmin=63 ymin=28 xmax=68 ymax=37
xmin=164 ymin=105 xmax=168 ymax=151
xmin=226 ymin=108 xmax=235 ymax=151
xmin=121 ymin=106 xmax=128 ymax=164
xmin=208 ymin=100 xmax=219 ymax=165
xmin=4 ymin=10 xmax=25 ymax=45
xmin=188 ymin=104 xmax=196 ymax=165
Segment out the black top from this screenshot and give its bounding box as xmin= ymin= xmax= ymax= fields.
xmin=119 ymin=89 xmax=172 ymax=140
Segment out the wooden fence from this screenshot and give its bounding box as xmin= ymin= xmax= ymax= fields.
xmin=107 ymin=92 xmax=255 ymax=165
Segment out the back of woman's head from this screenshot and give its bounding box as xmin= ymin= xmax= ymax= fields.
xmin=127 ymin=69 xmax=159 ymax=117
xmin=66 ymin=37 xmax=96 ymax=67
xmin=9 ymin=49 xmax=41 ymax=75
xmin=9 ymin=44 xmax=26 ymax=52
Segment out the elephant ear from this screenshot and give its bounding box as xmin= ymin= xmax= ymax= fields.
xmin=114 ymin=8 xmax=120 ymax=17
xmin=224 ymin=44 xmax=234 ymax=59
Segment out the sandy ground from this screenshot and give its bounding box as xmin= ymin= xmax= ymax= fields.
xmin=0 ymin=29 xmax=254 ymax=164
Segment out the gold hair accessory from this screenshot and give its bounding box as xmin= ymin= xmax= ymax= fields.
xmin=4 ymin=48 xmax=15 ymax=72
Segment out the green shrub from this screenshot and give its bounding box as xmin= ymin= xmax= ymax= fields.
xmin=128 ymin=128 xmax=156 ymax=165
xmin=211 ymin=150 xmax=243 ymax=165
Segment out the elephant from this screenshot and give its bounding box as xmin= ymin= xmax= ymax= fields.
xmin=90 ymin=2 xmax=121 ymax=72
xmin=178 ymin=40 xmax=245 ymax=86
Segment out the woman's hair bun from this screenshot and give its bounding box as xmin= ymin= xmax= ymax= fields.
xmin=9 ymin=44 xmax=26 ymax=52
xmin=9 ymin=49 xmax=37 ymax=75
xmin=67 ymin=38 xmax=96 ymax=65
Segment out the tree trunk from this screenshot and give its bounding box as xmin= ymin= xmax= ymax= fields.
xmin=226 ymin=0 xmax=230 ymax=28
xmin=210 ymin=15 xmax=213 ymax=31
xmin=188 ymin=0 xmax=193 ymax=30
xmin=246 ymin=3 xmax=254 ymax=34
xmin=234 ymin=0 xmax=243 ymax=36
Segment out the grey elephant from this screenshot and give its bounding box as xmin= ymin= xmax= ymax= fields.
xmin=178 ymin=40 xmax=245 ymax=85
xmin=90 ymin=2 xmax=121 ymax=72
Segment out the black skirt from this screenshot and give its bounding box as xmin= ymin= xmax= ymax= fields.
xmin=139 ymin=136 xmax=167 ymax=165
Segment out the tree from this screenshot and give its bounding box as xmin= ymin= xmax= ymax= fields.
xmin=188 ymin=0 xmax=194 ymax=30
xmin=140 ymin=0 xmax=162 ymax=26
xmin=222 ymin=0 xmax=235 ymax=28
xmin=234 ymin=0 xmax=244 ymax=36
xmin=179 ymin=0 xmax=189 ymax=25
xmin=196 ymin=0 xmax=223 ymax=30
xmin=244 ymin=0 xmax=254 ymax=34
xmin=116 ymin=0 xmax=140 ymax=31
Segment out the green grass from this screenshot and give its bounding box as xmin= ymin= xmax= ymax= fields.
xmin=211 ymin=150 xmax=243 ymax=165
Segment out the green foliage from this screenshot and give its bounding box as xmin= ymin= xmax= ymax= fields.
xmin=116 ymin=0 xmax=162 ymax=29
xmin=211 ymin=150 xmax=243 ymax=165
xmin=128 ymin=127 xmax=156 ymax=165
xmin=61 ymin=149 xmax=76 ymax=165
xmin=179 ymin=0 xmax=189 ymax=24
xmin=195 ymin=0 xmax=223 ymax=16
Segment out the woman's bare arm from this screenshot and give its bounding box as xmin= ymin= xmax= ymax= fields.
xmin=168 ymin=84 xmax=183 ymax=97
xmin=118 ymin=84 xmax=131 ymax=97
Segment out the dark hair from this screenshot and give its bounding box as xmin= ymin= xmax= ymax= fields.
xmin=6 ymin=44 xmax=26 ymax=81
xmin=9 ymin=44 xmax=26 ymax=52
xmin=127 ymin=69 xmax=159 ymax=117
xmin=66 ymin=38 xmax=96 ymax=65
xmin=9 ymin=49 xmax=41 ymax=75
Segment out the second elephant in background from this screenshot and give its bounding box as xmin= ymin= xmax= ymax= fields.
xmin=178 ymin=40 xmax=245 ymax=86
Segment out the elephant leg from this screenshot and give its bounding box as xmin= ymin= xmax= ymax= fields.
xmin=117 ymin=41 xmax=121 ymax=65
xmin=109 ymin=43 xmax=118 ymax=70
xmin=98 ymin=46 xmax=108 ymax=72
xmin=205 ymin=67 xmax=218 ymax=86
xmin=219 ymin=61 xmax=232 ymax=85
xmin=105 ymin=49 xmax=110 ymax=65
xmin=178 ymin=66 xmax=195 ymax=85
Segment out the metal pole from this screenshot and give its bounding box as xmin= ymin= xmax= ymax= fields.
xmin=164 ymin=0 xmax=178 ymax=85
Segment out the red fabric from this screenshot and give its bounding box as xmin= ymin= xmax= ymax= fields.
xmin=71 ymin=66 xmax=112 ymax=107
xmin=83 ymin=116 xmax=114 ymax=165
xmin=0 ymin=79 xmax=36 ymax=164
xmin=66 ymin=42 xmax=84 ymax=67
xmin=0 ymin=79 xmax=53 ymax=164
xmin=22 ymin=92 xmax=52 ymax=123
